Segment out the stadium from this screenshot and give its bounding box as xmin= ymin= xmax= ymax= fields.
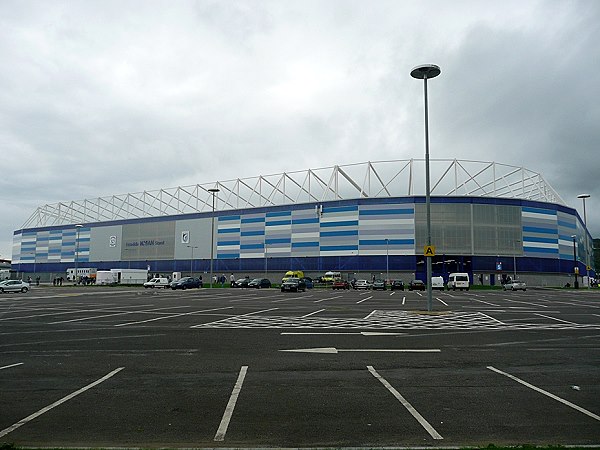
xmin=11 ymin=159 xmax=595 ymax=287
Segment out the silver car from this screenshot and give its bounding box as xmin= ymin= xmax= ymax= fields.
xmin=0 ymin=279 xmax=30 ymax=293
xmin=503 ymin=280 xmax=526 ymax=291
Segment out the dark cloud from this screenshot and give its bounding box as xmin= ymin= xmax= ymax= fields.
xmin=1 ymin=0 xmax=599 ymax=258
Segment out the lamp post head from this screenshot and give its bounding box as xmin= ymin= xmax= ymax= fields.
xmin=75 ymin=224 xmax=83 ymax=228
xmin=208 ymin=188 xmax=220 ymax=193
xmin=410 ymin=64 xmax=441 ymax=80
xmin=577 ymin=194 xmax=591 ymax=199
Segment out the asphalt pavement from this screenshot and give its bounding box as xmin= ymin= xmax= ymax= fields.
xmin=0 ymin=285 xmax=599 ymax=447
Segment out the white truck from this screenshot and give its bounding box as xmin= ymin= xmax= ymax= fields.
xmin=110 ymin=269 xmax=148 ymax=285
xmin=66 ymin=267 xmax=97 ymax=282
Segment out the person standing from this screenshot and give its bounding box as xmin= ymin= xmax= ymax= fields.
xmin=230 ymin=273 xmax=235 ymax=287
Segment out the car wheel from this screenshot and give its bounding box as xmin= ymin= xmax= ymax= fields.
xmin=182 ymin=286 xmax=186 ymax=290
xmin=21 ymin=287 xmax=28 ymax=293
xmin=0 ymin=288 xmax=4 ymax=293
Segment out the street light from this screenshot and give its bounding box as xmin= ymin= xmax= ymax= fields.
xmin=578 ymin=194 xmax=591 ymax=288
xmin=208 ymin=188 xmax=220 ymax=288
xmin=513 ymin=239 xmax=521 ymax=281
xmin=74 ymin=224 xmax=83 ymax=284
xmin=264 ymin=242 xmax=269 ymax=278
xmin=385 ymin=239 xmax=390 ymax=281
xmin=187 ymin=245 xmax=198 ymax=277
xmin=571 ymin=234 xmax=579 ymax=289
xmin=411 ymin=63 xmax=441 ymax=312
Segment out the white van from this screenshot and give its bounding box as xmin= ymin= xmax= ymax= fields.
xmin=143 ymin=277 xmax=170 ymax=289
xmin=447 ymin=273 xmax=470 ymax=291
xmin=431 ymin=276 xmax=445 ymax=290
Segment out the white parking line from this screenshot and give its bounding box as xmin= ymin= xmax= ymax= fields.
xmin=0 ymin=367 xmax=124 ymax=438
xmin=192 ymin=308 xmax=278 ymax=328
xmin=367 ymin=366 xmax=443 ymax=440
xmin=402 ymin=296 xmax=406 ymax=305
xmin=535 ymin=313 xmax=577 ymax=325
xmin=114 ymin=306 xmax=234 ymax=327
xmin=436 ymin=297 xmax=448 ymax=306
xmin=214 ymin=366 xmax=248 ymax=441
xmin=0 ymin=362 xmax=23 ymax=370
xmin=356 ymin=296 xmax=373 ymax=304
xmin=314 ymin=295 xmax=343 ymax=303
xmin=480 ymin=313 xmax=505 ymax=325
xmin=487 ymin=366 xmax=600 ymax=422
xmin=300 ymin=309 xmax=325 ymax=318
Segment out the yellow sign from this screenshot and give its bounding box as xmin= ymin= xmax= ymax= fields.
xmin=424 ymin=245 xmax=436 ymax=256
xmin=587 ymin=265 xmax=592 ymax=271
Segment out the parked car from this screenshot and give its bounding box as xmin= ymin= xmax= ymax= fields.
xmin=353 ymin=279 xmax=372 ymax=290
xmin=503 ymin=280 xmax=527 ymax=291
xmin=390 ymin=280 xmax=405 ymax=291
xmin=232 ymin=278 xmax=251 ymax=288
xmin=301 ymin=277 xmax=314 ymax=289
xmin=170 ymin=277 xmax=202 ymax=290
xmin=248 ymin=278 xmax=272 ymax=289
xmin=447 ymin=272 xmax=470 ymax=291
xmin=0 ymin=279 xmax=30 ymax=293
xmin=408 ymin=280 xmax=425 ymax=291
xmin=332 ymin=280 xmax=350 ymax=290
xmin=280 ymin=277 xmax=307 ymax=292
xmin=372 ymin=279 xmax=387 ymax=290
xmin=431 ymin=276 xmax=445 ymax=290
xmin=143 ymin=277 xmax=170 ymax=289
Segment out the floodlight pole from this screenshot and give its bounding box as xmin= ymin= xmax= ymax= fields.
xmin=187 ymin=245 xmax=198 ymax=277
xmin=74 ymin=224 xmax=83 ymax=284
xmin=411 ymin=64 xmax=441 ymax=312
xmin=208 ymin=188 xmax=220 ymax=288
xmin=578 ymin=194 xmax=591 ymax=288
xmin=572 ymin=235 xmax=579 ymax=289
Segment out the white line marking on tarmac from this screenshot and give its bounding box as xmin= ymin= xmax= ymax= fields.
xmin=367 ymin=366 xmax=443 ymax=440
xmin=402 ymin=296 xmax=406 ymax=305
xmin=356 ymin=296 xmax=373 ymax=304
xmin=114 ymin=306 xmax=234 ymax=327
xmin=214 ymin=365 xmax=248 ymax=442
xmin=300 ymin=309 xmax=325 ymax=318
xmin=280 ymin=332 xmax=405 ymax=336
xmin=535 ymin=313 xmax=577 ymax=325
xmin=436 ymin=297 xmax=448 ymax=306
xmin=0 ymin=362 xmax=23 ymax=370
xmin=191 ymin=308 xmax=278 ymax=328
xmin=314 ymin=295 xmax=343 ymax=303
xmin=480 ymin=313 xmax=505 ymax=325
xmin=281 ymin=347 xmax=440 ymax=354
xmin=48 ymin=305 xmax=186 ymax=324
xmin=470 ymin=299 xmax=501 ymax=307
xmin=487 ymin=366 xmax=600 ymax=422
xmin=0 ymin=367 xmax=124 ymax=438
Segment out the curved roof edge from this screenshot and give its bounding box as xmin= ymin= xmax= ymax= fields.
xmin=22 ymin=159 xmax=566 ymax=228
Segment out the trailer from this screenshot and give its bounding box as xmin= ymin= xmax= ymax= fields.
xmin=66 ymin=267 xmax=97 ymax=282
xmin=96 ymin=270 xmax=118 ymax=285
xmin=110 ymin=268 xmax=148 ymax=285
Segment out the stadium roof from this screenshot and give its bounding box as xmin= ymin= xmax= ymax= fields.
xmin=22 ymin=159 xmax=566 ymax=228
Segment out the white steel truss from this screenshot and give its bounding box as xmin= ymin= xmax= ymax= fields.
xmin=22 ymin=159 xmax=566 ymax=228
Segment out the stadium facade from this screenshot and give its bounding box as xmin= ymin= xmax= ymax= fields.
xmin=11 ymin=160 xmax=595 ymax=286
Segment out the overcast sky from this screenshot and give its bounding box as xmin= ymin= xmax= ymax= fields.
xmin=1 ymin=0 xmax=599 ymax=259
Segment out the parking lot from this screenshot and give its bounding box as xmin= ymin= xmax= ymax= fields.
xmin=1 ymin=286 xmax=599 ymax=447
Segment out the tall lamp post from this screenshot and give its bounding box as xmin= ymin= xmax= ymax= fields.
xmin=208 ymin=188 xmax=220 ymax=288
xmin=571 ymin=234 xmax=579 ymax=289
xmin=74 ymin=224 xmax=83 ymax=284
xmin=187 ymin=245 xmax=198 ymax=277
xmin=385 ymin=238 xmax=390 ymax=282
xmin=411 ymin=64 xmax=441 ymax=312
xmin=577 ymin=194 xmax=591 ymax=288
xmin=513 ymin=239 xmax=521 ymax=281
